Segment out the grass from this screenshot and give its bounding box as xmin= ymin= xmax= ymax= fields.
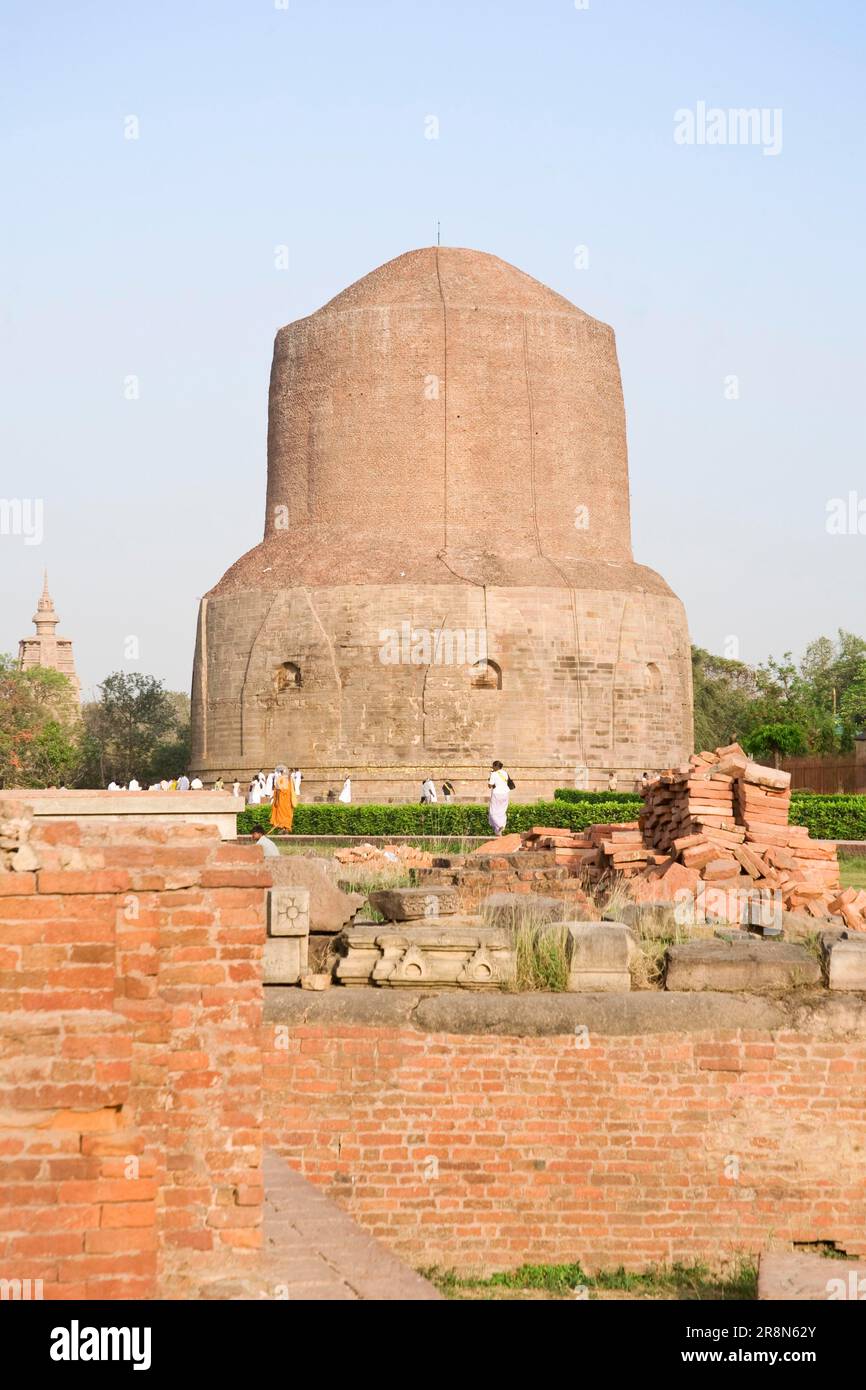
xmin=839 ymin=852 xmax=866 ymax=891
xmin=422 ymin=1259 xmax=758 ymax=1301
xmin=506 ymin=917 xmax=571 ymax=991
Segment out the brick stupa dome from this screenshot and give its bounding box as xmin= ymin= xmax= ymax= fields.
xmin=193 ymin=247 xmax=692 ymax=797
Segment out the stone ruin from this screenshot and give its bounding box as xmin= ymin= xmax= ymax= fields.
xmin=259 ymin=746 xmax=866 ymax=997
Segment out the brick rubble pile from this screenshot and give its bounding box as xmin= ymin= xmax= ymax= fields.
xmin=334 ymin=842 xmax=434 ymax=870
xmin=524 ymin=745 xmax=864 ymax=930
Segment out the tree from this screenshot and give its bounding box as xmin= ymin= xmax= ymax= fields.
xmin=0 ymin=654 xmax=79 ymax=788
xmin=839 ymin=659 xmax=866 ymax=742
xmin=691 ymin=647 xmax=756 ymax=752
xmin=79 ymin=672 xmax=181 ymax=787
xmin=742 ymin=722 xmax=808 ymax=768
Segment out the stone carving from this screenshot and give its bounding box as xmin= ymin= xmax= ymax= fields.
xmin=368 ymin=887 xmax=458 ymax=921
xmin=268 ymin=887 xmax=310 ymax=937
xmin=263 ymin=886 xmax=310 ymax=983
xmin=336 ymin=921 xmax=513 ymax=990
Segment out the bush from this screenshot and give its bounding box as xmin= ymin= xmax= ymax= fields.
xmin=235 ymin=794 xmax=866 ymax=841
xmin=789 ymin=795 xmax=866 ymax=840
xmin=553 ymin=789 xmax=642 ymax=806
xmin=236 ymin=799 xmax=637 ymax=837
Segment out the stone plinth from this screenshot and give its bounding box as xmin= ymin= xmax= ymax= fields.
xmin=20 ymin=789 xmax=244 ymax=841
xmin=566 ymin=921 xmax=636 ymax=992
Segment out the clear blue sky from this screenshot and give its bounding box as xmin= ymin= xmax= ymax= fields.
xmin=2 ymin=0 xmax=864 ymax=697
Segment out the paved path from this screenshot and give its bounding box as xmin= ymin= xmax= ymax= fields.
xmin=254 ymin=1150 xmax=441 ymax=1300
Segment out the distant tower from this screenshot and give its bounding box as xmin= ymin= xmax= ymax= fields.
xmin=18 ymin=573 xmax=81 ymax=703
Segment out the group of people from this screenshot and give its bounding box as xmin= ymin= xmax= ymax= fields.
xmin=419 ymin=764 xmax=514 ymax=837
xmin=108 ymin=761 xmax=650 ymax=845
xmin=106 ymin=775 xmax=207 ymax=792
xmin=245 ymin=767 xmax=303 ymax=806
xmin=419 ymin=778 xmax=455 ymax=804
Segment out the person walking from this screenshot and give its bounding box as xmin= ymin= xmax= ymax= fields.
xmin=420 ymin=776 xmax=437 ymax=804
xmin=291 ymin=767 xmax=302 ymax=797
xmin=247 ymin=776 xmax=262 ymax=806
xmin=270 ymin=765 xmax=298 ymax=834
xmin=487 ymin=760 xmax=513 ymax=837
xmin=338 ymin=775 xmax=352 ymax=804
xmin=442 ymin=779 xmax=454 ymax=804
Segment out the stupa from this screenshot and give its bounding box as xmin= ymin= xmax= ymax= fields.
xmin=191 ymin=247 xmax=692 ymax=798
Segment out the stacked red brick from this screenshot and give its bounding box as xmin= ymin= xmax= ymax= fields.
xmin=523 ymin=745 xmax=861 ymax=930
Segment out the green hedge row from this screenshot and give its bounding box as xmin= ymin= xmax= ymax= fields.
xmin=236 ymin=799 xmax=637 ymax=838
xmin=236 ymin=794 xmax=866 ymax=841
xmin=553 ymin=789 xmax=642 ymax=805
xmin=788 ymin=795 xmax=866 ymax=841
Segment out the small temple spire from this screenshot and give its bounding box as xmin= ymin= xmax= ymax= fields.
xmin=19 ymin=573 xmax=81 ymax=703
xmin=33 ymin=570 xmax=60 ymax=635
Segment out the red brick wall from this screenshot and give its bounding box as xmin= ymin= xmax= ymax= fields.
xmin=0 ymin=800 xmax=268 ymax=1299
xmin=263 ymin=1014 xmax=866 ymax=1274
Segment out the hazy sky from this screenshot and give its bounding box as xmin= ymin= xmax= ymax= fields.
xmin=2 ymin=0 xmax=864 ymax=698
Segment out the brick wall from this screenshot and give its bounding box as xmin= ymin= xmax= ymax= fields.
xmin=263 ymin=993 xmax=866 ymax=1275
xmin=0 ymin=799 xmax=269 ymax=1299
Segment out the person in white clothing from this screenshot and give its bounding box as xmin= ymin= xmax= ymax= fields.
xmin=264 ymin=771 xmax=275 ymax=799
xmin=338 ymin=776 xmax=352 ymax=804
xmin=290 ymin=768 xmax=302 ymax=797
xmin=160 ymin=779 xmax=169 ymax=791
xmin=487 ymin=760 xmax=511 ymax=836
xmin=420 ymin=777 xmax=437 ymax=804
xmin=251 ymin=826 xmax=280 ymax=858
xmin=107 ymin=780 xmax=120 ymax=791
xmin=190 ymin=776 xmax=203 ymax=790
xmin=128 ymin=778 xmax=140 ymax=791
xmin=247 ymin=777 xmax=262 ymax=806
xmin=177 ymin=775 xmax=190 ymax=792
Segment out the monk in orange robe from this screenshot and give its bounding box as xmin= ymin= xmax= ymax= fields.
xmin=270 ymin=765 xmax=297 ymax=833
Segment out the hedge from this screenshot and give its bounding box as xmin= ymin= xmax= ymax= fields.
xmin=551 ymin=790 xmax=866 ymax=841
xmin=236 ymin=799 xmax=637 ymax=838
xmin=236 ymin=794 xmax=866 ymax=841
xmin=788 ymin=795 xmax=866 ymax=841
xmin=554 ymin=789 xmax=642 ymax=806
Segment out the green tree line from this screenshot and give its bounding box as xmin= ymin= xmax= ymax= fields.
xmin=0 ymin=660 xmax=190 ymax=789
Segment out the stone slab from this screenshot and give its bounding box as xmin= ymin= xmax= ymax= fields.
xmin=263 ymin=935 xmax=308 ymax=985
xmin=758 ymin=1251 xmax=866 ymax=1301
xmin=482 ymin=892 xmax=572 ymax=926
xmin=368 ymin=886 xmax=458 ymax=920
xmin=566 ymin=921 xmax=636 ymax=993
xmin=824 ymin=935 xmax=866 ymax=991
xmin=665 ymin=941 xmax=822 ymax=993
